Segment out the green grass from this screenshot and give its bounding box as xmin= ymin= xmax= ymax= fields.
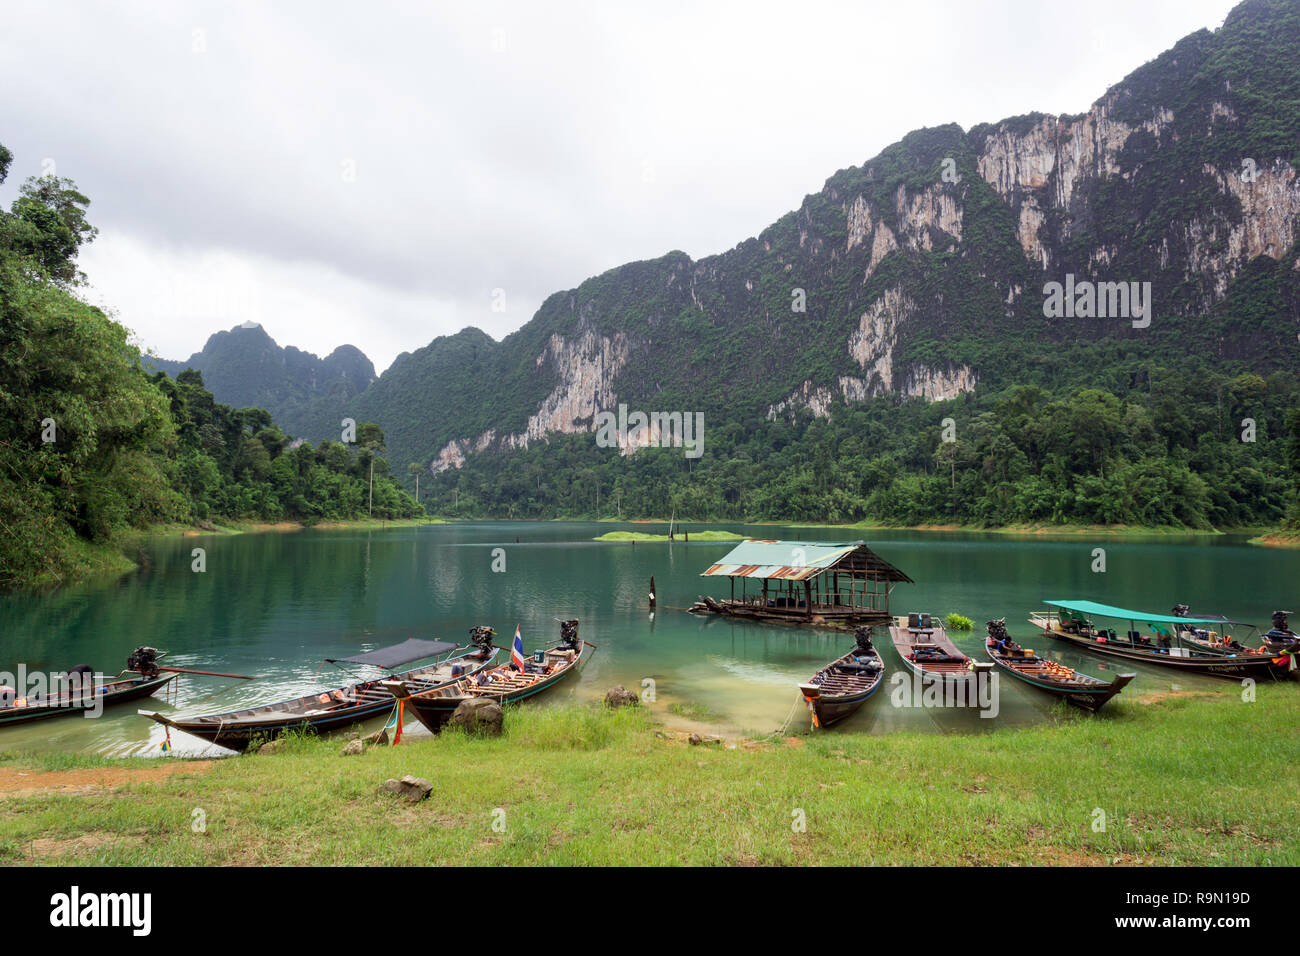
xmin=1 ymin=689 xmax=1297 ymax=865
xmin=592 ymin=530 xmax=745 ymax=542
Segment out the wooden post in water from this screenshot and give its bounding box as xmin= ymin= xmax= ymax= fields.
xmin=649 ymin=575 xmax=657 ymax=610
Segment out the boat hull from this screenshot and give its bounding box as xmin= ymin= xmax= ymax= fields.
xmin=0 ymin=674 xmax=176 ymax=728
xmin=151 ymin=697 xmax=399 ymax=752
xmin=801 ymin=683 xmax=881 ymax=728
xmin=1032 ymin=618 xmax=1290 ymax=681
xmin=143 ymin=649 xmax=498 ymax=751
xmin=888 ymin=619 xmax=987 ymax=691
xmin=798 ymin=645 xmax=886 ymax=729
xmin=984 ymin=638 xmax=1133 ymax=712
xmin=404 ymin=640 xmax=587 ymax=734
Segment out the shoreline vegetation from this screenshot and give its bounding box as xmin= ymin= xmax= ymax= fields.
xmin=1248 ymin=530 xmax=1300 ymax=548
xmin=12 ymin=516 xmax=1286 ymax=595
xmin=1 ymin=688 xmax=1295 ymax=865
xmin=137 ymin=516 xmax=448 ymax=538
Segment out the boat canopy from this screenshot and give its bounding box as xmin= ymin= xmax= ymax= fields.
xmin=1043 ymin=599 xmax=1233 ymax=626
xmin=326 ymin=638 xmax=458 ymax=669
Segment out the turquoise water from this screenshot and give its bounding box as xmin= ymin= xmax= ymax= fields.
xmin=0 ymin=522 xmax=1294 ymax=756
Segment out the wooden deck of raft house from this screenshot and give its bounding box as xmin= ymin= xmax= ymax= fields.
xmin=693 ymin=540 xmax=913 ymax=626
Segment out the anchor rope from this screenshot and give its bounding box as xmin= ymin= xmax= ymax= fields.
xmin=776 ymin=692 xmax=804 ymax=736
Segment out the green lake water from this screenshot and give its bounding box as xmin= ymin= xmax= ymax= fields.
xmin=1 ymin=522 xmax=1295 ymax=756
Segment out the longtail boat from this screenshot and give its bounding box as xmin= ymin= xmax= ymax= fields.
xmin=1164 ymin=606 xmax=1271 ymax=658
xmin=1 ymin=647 xmax=176 ymax=728
xmin=983 ymin=618 xmax=1133 ymax=712
xmin=140 ymin=630 xmax=499 ymax=751
xmin=888 ymin=612 xmax=992 ymax=688
xmin=1030 ymin=600 xmax=1291 ymax=681
xmin=797 ymin=626 xmax=885 ymax=729
xmin=394 ymin=619 xmax=589 ymax=734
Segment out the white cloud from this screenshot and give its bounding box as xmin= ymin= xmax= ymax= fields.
xmin=0 ymin=0 xmax=1237 ymax=371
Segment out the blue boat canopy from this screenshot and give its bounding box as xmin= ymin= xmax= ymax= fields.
xmin=327 ymin=638 xmax=458 ymax=668
xmin=1043 ymin=599 xmax=1232 ymax=626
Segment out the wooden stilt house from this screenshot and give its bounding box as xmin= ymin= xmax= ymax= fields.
xmin=691 ymin=540 xmax=912 ymax=627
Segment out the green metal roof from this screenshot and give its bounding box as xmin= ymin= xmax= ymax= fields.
xmin=713 ymin=540 xmax=860 ymax=568
xmin=701 ymin=540 xmax=913 ymax=583
xmin=1043 ymin=599 xmax=1231 ymax=626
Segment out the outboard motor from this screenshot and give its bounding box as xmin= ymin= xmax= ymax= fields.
xmin=469 ymin=625 xmax=496 ymax=658
xmin=1171 ymin=604 xmax=1190 ymax=618
xmin=986 ymin=618 xmax=1009 ymax=642
xmin=853 ymin=625 xmax=874 ymax=652
xmin=1271 ymin=610 xmax=1292 ymax=635
xmin=558 ymin=619 xmax=580 ymax=649
xmin=126 ymin=646 xmax=161 ymax=679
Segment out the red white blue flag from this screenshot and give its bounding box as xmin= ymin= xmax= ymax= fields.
xmin=511 ymin=626 xmax=526 ymax=671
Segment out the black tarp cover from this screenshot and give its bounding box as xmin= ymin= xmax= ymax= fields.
xmin=326 ymin=638 xmax=458 ymax=668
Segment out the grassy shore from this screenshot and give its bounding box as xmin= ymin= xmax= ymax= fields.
xmin=1248 ymin=530 xmax=1300 ymax=548
xmin=2 ymin=687 xmax=1296 ymax=866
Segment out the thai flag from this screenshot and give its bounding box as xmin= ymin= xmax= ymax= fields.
xmin=510 ymin=626 xmax=526 ymax=671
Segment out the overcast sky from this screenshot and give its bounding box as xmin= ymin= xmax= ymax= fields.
xmin=0 ymin=0 xmax=1238 ymax=373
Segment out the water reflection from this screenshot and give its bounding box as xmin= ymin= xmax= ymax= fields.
xmin=1 ymin=522 xmax=1288 ymax=756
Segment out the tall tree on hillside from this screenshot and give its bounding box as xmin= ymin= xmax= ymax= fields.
xmin=407 ymin=460 xmax=422 ymax=505
xmin=357 ymin=422 xmax=386 ymax=516
xmin=5 ymin=174 xmax=98 ymax=284
xmin=1286 ymin=408 xmax=1300 ymax=526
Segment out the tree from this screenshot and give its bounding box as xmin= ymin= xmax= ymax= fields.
xmin=407 ymin=461 xmax=423 ymax=507
xmin=356 ymin=422 xmax=386 ymax=516
xmin=6 ymin=175 xmax=99 ymax=283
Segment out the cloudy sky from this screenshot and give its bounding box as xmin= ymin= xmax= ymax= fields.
xmin=1 ymin=0 xmax=1238 ymax=373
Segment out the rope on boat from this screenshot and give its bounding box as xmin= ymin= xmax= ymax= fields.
xmin=776 ymin=692 xmax=804 ymax=736
xmin=381 ymin=698 xmax=405 ymax=746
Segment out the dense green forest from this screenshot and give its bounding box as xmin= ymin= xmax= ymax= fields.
xmin=0 ymin=143 xmax=420 ymax=590
xmin=423 ymin=370 xmax=1300 ymax=531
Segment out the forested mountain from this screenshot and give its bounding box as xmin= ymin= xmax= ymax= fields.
xmin=391 ymin=0 xmax=1300 ymax=477
xmin=0 ymin=148 xmax=420 ymax=590
xmin=161 ymin=0 xmax=1300 ymax=530
xmin=147 ymin=323 xmax=375 ymax=440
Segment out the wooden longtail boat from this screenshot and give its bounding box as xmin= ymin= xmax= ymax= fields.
xmin=394 ymin=620 xmax=589 ymax=734
xmin=888 ymin=613 xmax=992 ymax=688
xmin=983 ymin=618 xmax=1133 ymax=712
xmin=1 ymin=659 xmax=175 ymax=728
xmin=1030 ymin=600 xmax=1291 ymax=681
xmin=1162 ymin=604 xmax=1278 ymax=660
xmin=140 ymin=632 xmax=499 ymax=751
xmin=797 ymin=626 xmax=885 ymax=729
